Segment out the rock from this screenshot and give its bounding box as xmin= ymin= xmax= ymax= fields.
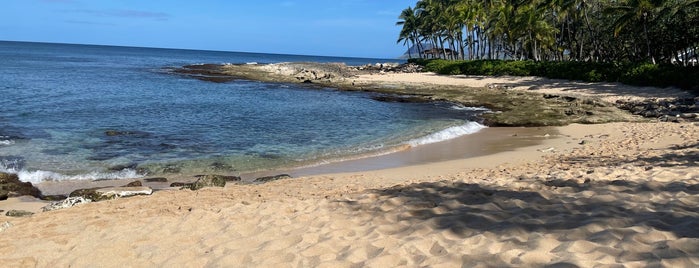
xmin=40 ymin=194 xmax=68 ymax=201
xmin=170 ymin=182 xmax=190 ymax=188
xmin=108 ymin=163 xmax=138 ymax=171
xmin=371 ymin=95 xmax=430 ymax=103
xmin=70 ymin=186 xmax=152 ymax=201
xmin=42 ymin=197 xmax=92 ymax=212
xmin=254 ymin=174 xmax=292 ymax=183
xmin=0 ymin=172 xmax=42 ymax=200
xmin=144 ymin=177 xmax=168 ymax=183
xmin=123 ymin=181 xmax=143 ymax=187
xmin=5 ymin=210 xmax=34 ymax=217
xmin=187 ymin=175 xmax=227 ymax=190
xmin=69 ymin=187 xmax=111 ymax=201
xmin=193 ymin=174 xmax=241 ymax=182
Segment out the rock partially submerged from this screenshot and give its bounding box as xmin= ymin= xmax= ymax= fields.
xmin=0 ymin=172 xmax=42 ymax=200
xmin=42 ymin=197 xmax=92 ymax=212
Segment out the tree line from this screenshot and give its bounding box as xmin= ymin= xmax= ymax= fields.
xmin=397 ymin=0 xmax=699 ymax=65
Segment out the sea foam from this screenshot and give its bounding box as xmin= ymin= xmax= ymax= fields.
xmin=0 ymin=167 xmax=143 ymax=184
xmin=407 ymin=121 xmax=486 ymax=147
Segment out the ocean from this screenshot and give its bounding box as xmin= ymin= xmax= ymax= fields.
xmin=0 ymin=41 xmax=486 ymax=183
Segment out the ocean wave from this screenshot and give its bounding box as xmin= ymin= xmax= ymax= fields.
xmin=0 ymin=167 xmax=143 ymax=184
xmin=0 ymin=140 xmax=14 ymax=145
xmin=407 ymin=122 xmax=486 ymax=147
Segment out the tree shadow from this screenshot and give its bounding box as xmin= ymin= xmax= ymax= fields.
xmin=442 ymin=74 xmax=693 ymax=99
xmin=343 ymin=180 xmax=698 ymax=239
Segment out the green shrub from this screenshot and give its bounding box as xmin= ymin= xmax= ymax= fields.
xmin=412 ymin=59 xmax=698 ymax=92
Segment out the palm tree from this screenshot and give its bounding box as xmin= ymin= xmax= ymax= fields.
xmin=606 ymin=0 xmax=664 ymax=63
xmin=397 ymin=7 xmax=420 ymax=58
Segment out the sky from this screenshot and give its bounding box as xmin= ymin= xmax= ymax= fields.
xmin=0 ymin=0 xmax=416 ymax=58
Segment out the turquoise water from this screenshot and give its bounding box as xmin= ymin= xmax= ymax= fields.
xmin=0 ymin=41 xmax=485 ymax=182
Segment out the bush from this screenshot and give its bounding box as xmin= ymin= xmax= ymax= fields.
xmin=413 ymin=59 xmax=699 ymax=92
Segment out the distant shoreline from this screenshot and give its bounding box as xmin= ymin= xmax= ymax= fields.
xmin=172 ymin=62 xmax=695 ymax=127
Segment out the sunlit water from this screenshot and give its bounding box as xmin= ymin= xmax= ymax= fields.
xmin=0 ymin=41 xmax=486 ymax=183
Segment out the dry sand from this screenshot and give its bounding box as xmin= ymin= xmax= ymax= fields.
xmin=356 ymin=72 xmax=693 ymax=103
xmin=1 ymin=74 xmax=698 ymax=267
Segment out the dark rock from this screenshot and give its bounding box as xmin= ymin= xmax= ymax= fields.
xmin=162 ymin=164 xmax=181 ymax=174
xmin=69 ymin=187 xmax=110 ymax=202
xmin=144 ymin=177 xmax=168 ymax=183
xmin=123 ymin=181 xmax=143 ymax=187
xmin=108 ymin=163 xmax=138 ymax=171
xmin=371 ymin=95 xmax=430 ymax=103
xmin=104 ymin=130 xmax=150 ymax=137
xmin=5 ymin=210 xmax=34 ymax=217
xmin=194 ymin=174 xmax=241 ymax=182
xmin=210 ymin=162 xmax=235 ymax=171
xmin=170 ymin=182 xmax=191 ymax=188
xmin=187 ymin=175 xmax=227 ymax=190
xmin=254 ymin=174 xmax=292 ymax=183
xmin=0 ymin=172 xmax=42 ymax=200
xmin=69 ymin=186 xmax=152 ymax=202
xmin=40 ymin=194 xmax=68 ymax=201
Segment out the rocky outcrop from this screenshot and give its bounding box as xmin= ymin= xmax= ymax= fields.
xmin=615 ymin=97 xmax=699 ymax=121
xmin=254 ymin=174 xmax=292 ymax=183
xmin=0 ymin=172 xmax=42 ymax=200
xmin=42 ymin=197 xmax=92 ymax=212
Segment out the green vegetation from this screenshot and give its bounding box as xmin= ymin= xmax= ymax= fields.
xmin=397 ymin=0 xmax=699 ymax=65
xmin=410 ymin=59 xmax=699 ymax=91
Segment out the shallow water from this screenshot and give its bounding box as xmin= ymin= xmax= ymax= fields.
xmin=0 ymin=41 xmax=486 ymax=182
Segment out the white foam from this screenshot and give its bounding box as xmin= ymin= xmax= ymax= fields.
xmin=0 ymin=140 xmax=14 ymax=145
xmin=450 ymin=104 xmax=490 ymax=111
xmin=407 ymin=122 xmax=486 ymax=147
xmin=0 ymin=168 xmax=143 ymax=184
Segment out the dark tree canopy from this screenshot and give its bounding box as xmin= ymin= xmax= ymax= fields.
xmin=397 ymin=0 xmax=699 ymax=65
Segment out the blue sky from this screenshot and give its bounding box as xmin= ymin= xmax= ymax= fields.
xmin=1 ymin=0 xmax=415 ymax=58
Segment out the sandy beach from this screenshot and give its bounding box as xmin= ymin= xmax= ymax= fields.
xmin=1 ymin=72 xmax=698 ymax=267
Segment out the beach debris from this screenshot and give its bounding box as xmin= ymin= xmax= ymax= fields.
xmin=0 ymin=221 xmax=12 ymax=232
xmin=5 ymin=210 xmax=34 ymax=218
xmin=0 ymin=172 xmax=42 ymax=200
xmin=539 ymin=147 xmax=556 ymax=153
xmin=254 ymin=174 xmax=292 ymax=183
xmin=42 ymin=197 xmax=92 ymax=212
xmin=96 ymin=187 xmax=153 ymax=199
xmin=184 ymin=175 xmax=227 ymax=191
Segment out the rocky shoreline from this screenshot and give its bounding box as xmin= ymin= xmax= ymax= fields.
xmin=170 ymin=62 xmax=698 ymax=127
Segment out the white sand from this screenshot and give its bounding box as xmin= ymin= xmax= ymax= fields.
xmin=1 ymin=74 xmax=697 ymax=267
xmin=356 ymin=72 xmax=694 ymax=103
